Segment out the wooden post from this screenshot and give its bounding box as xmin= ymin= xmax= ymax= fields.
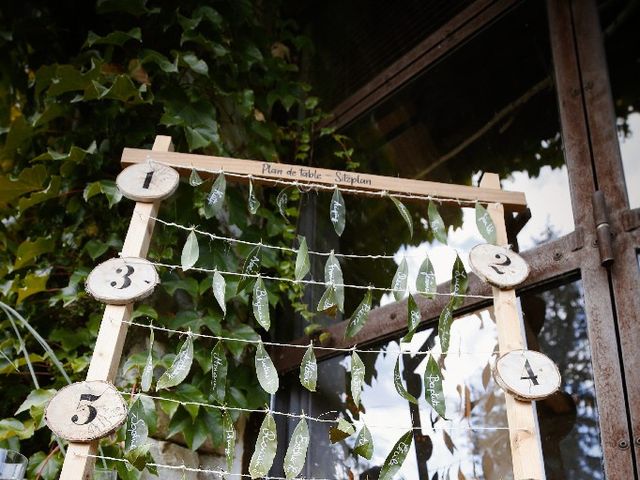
xmin=480 ymin=173 xmax=545 ymax=479
xmin=59 ymin=136 xmax=173 ymax=480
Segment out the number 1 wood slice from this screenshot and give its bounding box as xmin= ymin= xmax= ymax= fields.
xmin=116 ymin=160 xmax=179 ymax=202
xmin=45 ymin=381 xmax=128 ymax=442
xmin=493 ymin=350 xmax=561 ymax=401
xmin=469 ymin=243 xmax=529 ymax=289
xmin=86 ymin=257 xmax=159 ymax=305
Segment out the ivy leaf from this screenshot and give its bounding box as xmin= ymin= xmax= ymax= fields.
xmin=222 ymin=410 xmax=236 ymax=472
xmin=252 ymin=275 xmax=270 ymax=331
xmin=416 ymin=255 xmax=437 ymax=299
xmin=329 ymin=187 xmax=346 ymax=236
xmin=428 ymin=200 xmax=447 ymax=244
xmin=249 ymin=412 xmax=277 ymax=479
xmin=393 ymin=355 xmax=418 ymax=404
xmin=379 ymin=431 xmax=413 ymax=480
xmin=354 ymin=424 xmax=374 ymax=460
xmin=424 ymin=355 xmax=446 ymax=419
xmin=438 ymin=303 xmax=454 ymax=353
xmin=295 ymin=236 xmax=310 ymax=281
xmin=329 ymin=417 xmax=355 ymax=443
xmin=156 ymin=335 xmax=193 ymax=390
xmin=345 ymin=288 xmax=372 ymax=338
xmin=276 ymin=187 xmax=292 ymax=222
xmin=283 ymin=417 xmax=310 ymax=479
xmin=140 ymin=329 xmax=154 ymax=392
xmin=189 ymin=168 xmax=204 ymax=186
xmin=248 ymin=179 xmax=260 ymax=214
xmin=237 ymin=245 xmax=262 ymax=293
xmin=204 ymin=173 xmax=226 ymax=218
xmin=255 ymin=342 xmax=279 ymax=394
xmin=450 ymin=254 xmax=468 ymax=309
xmin=14 ymin=237 xmax=54 ymax=270
xmin=181 ymin=230 xmax=199 ymax=271
xmin=299 ymin=344 xmax=317 ymax=392
xmin=125 ymin=396 xmax=148 ymax=452
xmin=317 ymin=284 xmax=338 ymax=315
xmin=391 ymin=257 xmax=408 ymax=302
xmin=324 ymin=252 xmax=344 ymax=312
xmin=351 ymin=351 xmax=365 ymax=408
xmin=388 ymin=195 xmax=413 ymax=238
xmin=210 ymin=341 xmax=227 ymax=404
xmin=402 ymin=294 xmax=421 ymax=343
xmin=124 ymin=443 xmax=152 ymax=472
xmin=212 ymin=271 xmax=227 ymax=316
xmin=475 ymin=202 xmax=497 ymax=245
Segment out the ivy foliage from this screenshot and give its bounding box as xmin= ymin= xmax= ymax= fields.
xmin=0 ymin=0 xmax=329 ymax=477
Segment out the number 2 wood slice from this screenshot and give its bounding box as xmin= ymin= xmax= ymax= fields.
xmin=469 ymin=243 xmax=530 ymax=289
xmin=493 ymin=350 xmax=561 ymax=401
xmin=116 ymin=160 xmax=179 ymax=202
xmin=86 ymin=257 xmax=159 ymax=305
xmin=45 ymin=381 xmax=128 ymax=442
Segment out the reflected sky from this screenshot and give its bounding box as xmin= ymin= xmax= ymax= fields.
xmin=619 ymin=112 xmax=640 ymax=209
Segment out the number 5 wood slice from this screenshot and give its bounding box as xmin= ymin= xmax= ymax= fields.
xmin=116 ymin=160 xmax=179 ymax=202
xmin=493 ymin=350 xmax=561 ymax=401
xmin=45 ymin=381 xmax=128 ymax=442
xmin=86 ymin=257 xmax=159 ymax=305
xmin=469 ymin=243 xmax=529 ymax=289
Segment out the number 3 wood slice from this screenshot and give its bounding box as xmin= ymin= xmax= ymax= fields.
xmin=86 ymin=257 xmax=159 ymax=305
xmin=45 ymin=381 xmax=128 ymax=442
xmin=116 ymin=160 xmax=179 ymax=202
xmin=469 ymin=243 xmax=529 ymax=289
xmin=493 ymin=350 xmax=561 ymax=401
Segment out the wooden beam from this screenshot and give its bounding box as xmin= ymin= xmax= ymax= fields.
xmin=59 ymin=136 xmax=173 ymax=480
xmin=121 ymin=148 xmax=528 ymax=211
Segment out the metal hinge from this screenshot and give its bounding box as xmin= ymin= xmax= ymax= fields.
xmin=592 ymin=191 xmax=614 ymax=267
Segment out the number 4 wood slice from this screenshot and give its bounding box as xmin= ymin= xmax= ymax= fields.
xmin=493 ymin=350 xmax=561 ymax=401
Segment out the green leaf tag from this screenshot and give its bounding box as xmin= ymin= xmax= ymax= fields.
xmin=222 ymin=410 xmax=236 ymax=473
xmin=330 ymin=187 xmax=346 ymax=236
xmin=379 ymin=431 xmax=413 ymax=480
xmin=402 ymin=294 xmax=421 ymax=343
xmin=125 ymin=396 xmax=148 ymax=452
xmin=276 ymin=187 xmax=292 ymax=222
xmin=324 ymin=252 xmax=344 ymax=312
xmin=141 ymin=329 xmax=154 ymax=392
xmin=424 ymin=355 xmax=446 ymax=419
xmin=416 ymin=255 xmax=437 ymax=299
xmin=283 ymin=417 xmax=310 ymax=479
xmin=475 ymin=202 xmax=497 ymax=244
xmin=351 ymin=351 xmax=365 ymax=408
xmin=393 ymin=355 xmax=418 ymax=404
xmin=317 ymin=284 xmax=338 ymax=315
xmin=204 ymin=173 xmax=226 ymax=217
xmin=212 ymin=271 xmax=227 ymax=316
xmin=428 ymin=200 xmax=447 ymax=244
xmin=329 ymin=417 xmax=356 ymax=443
xmin=248 ymin=179 xmax=260 ymax=214
xmin=354 ymin=424 xmax=374 ymax=460
xmin=237 ymin=245 xmax=262 ymax=293
xmin=124 ymin=443 xmax=152 ymax=472
xmin=249 ymin=412 xmax=277 ymax=479
xmin=345 ymin=289 xmax=372 ymax=338
xmin=391 ymin=257 xmax=408 ymax=302
xmin=450 ymin=254 xmax=468 ymax=309
xmin=189 ymin=168 xmax=204 ymax=186
xmin=210 ymin=341 xmax=228 ymax=404
xmin=388 ymin=195 xmax=413 ymax=238
xmin=299 ymin=343 xmax=317 ymax=392
xmin=181 ymin=230 xmax=199 ymax=271
xmin=255 ymin=341 xmax=279 ymax=394
xmin=438 ymin=303 xmax=454 ymax=353
xmin=252 ymin=275 xmax=270 ymax=331
xmin=156 ymin=335 xmax=193 ymax=390
xmin=295 ymin=236 xmax=310 ymax=281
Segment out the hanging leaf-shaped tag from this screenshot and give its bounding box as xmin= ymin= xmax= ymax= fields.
xmin=351 ymin=351 xmax=365 ymax=408
xmin=249 ymin=412 xmax=277 ymax=479
xmin=330 ymin=187 xmax=346 ymax=236
xmin=283 ymin=417 xmax=310 ymax=479
xmin=402 ymin=294 xmax=421 ymax=343
xmin=276 ymin=187 xmax=292 ymax=222
xmin=237 ymin=245 xmax=262 ymax=293
xmin=125 ymin=396 xmax=148 ymax=452
xmin=252 ymin=276 xmax=270 ymax=331
xmin=189 ymin=168 xmax=204 ymax=186
xmin=181 ymin=230 xmax=199 ymax=271
xmin=393 ymin=355 xmax=418 ymax=405
xmin=204 ymin=173 xmax=226 ymax=218
xmin=329 ymin=417 xmax=356 ymax=443
xmin=222 ymin=410 xmax=236 ymax=473
xmin=212 ymin=271 xmax=227 ymax=316
xmin=141 ymin=329 xmax=154 ymax=392
xmin=416 ymin=255 xmax=436 ymax=299
xmin=391 ymin=257 xmax=409 ymax=302
xmin=255 ymin=342 xmax=279 ymax=394
xmin=317 ymin=284 xmax=338 ymax=315
xmin=248 ymin=179 xmax=260 ymax=214
xmin=210 ymin=341 xmax=228 ymax=404
xmin=475 ymin=202 xmax=497 ymax=245
xmin=156 ymin=335 xmax=193 ymax=390
xmin=424 ymin=355 xmax=446 ymax=419
xmin=345 ymin=289 xmax=372 ymax=338
xmin=388 ymin=195 xmax=413 ymax=238
xmin=428 ymin=200 xmax=447 ymax=245
xmin=438 ymin=303 xmax=454 ymax=353
xmin=354 ymin=424 xmax=374 ymax=460
xmin=324 ymin=252 xmax=344 ymax=312
xmin=295 ymin=236 xmax=310 ymax=281
xmin=379 ymin=431 xmax=413 ymax=480
xmin=450 ymin=254 xmax=468 ymax=309
xmin=299 ymin=344 xmax=317 ymax=392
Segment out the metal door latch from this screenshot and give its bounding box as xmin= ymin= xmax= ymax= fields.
xmin=592 ymin=191 xmax=613 ymax=267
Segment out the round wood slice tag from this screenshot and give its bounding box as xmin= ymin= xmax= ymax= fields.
xmin=493 ymin=350 xmax=561 ymax=401
xmin=45 ymin=381 xmax=128 ymax=442
xmin=86 ymin=257 xmax=158 ymax=305
xmin=469 ymin=243 xmax=530 ymax=289
xmin=116 ymin=160 xmax=179 ymax=202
